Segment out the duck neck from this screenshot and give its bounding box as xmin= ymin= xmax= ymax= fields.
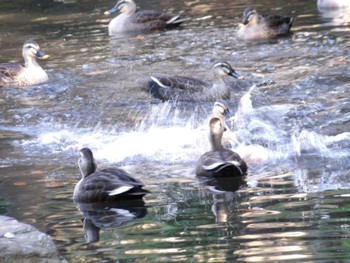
xmin=208 ymin=78 xmax=230 ymax=99
xmin=24 ymin=56 xmax=40 ymax=68
xmin=79 ymin=158 xmax=97 ymax=178
xmin=210 ymin=132 xmax=224 ymax=151
xmin=124 ymin=2 xmax=136 ymax=15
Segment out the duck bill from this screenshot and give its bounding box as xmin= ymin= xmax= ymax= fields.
xmin=241 ymin=17 xmax=249 ymax=25
xmin=229 ymin=71 xmax=244 ymax=80
xmin=36 ymin=50 xmax=50 ymax=60
xmin=224 ymin=108 xmax=230 ymax=117
xmin=104 ymin=5 xmax=119 ymax=15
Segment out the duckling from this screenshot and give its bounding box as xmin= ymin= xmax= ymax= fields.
xmin=104 ymin=0 xmax=188 ymax=35
xmin=73 ymin=148 xmax=149 ymax=203
xmin=237 ymin=7 xmax=293 ymax=40
xmin=0 ymin=39 xmax=49 ymax=87
xmin=196 ymin=117 xmax=247 ymax=177
xmin=140 ymin=62 xmax=244 ymax=102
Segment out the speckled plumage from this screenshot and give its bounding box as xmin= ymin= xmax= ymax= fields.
xmin=0 ymin=39 xmax=49 ymax=87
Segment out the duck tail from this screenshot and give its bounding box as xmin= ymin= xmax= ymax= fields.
xmin=145 ymin=76 xmax=168 ymax=101
xmin=166 ymin=15 xmax=190 ymax=25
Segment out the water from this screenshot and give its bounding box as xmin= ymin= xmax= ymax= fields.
xmin=0 ymin=0 xmax=350 ymax=262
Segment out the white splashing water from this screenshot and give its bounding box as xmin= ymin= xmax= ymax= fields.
xmin=19 ymin=87 xmax=350 ymax=169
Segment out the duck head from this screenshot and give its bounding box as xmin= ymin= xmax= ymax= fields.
xmin=22 ymin=39 xmax=49 ymax=65
xmin=104 ymin=0 xmax=136 ymax=15
xmin=78 ymin=148 xmax=97 ymax=177
xmin=242 ymin=7 xmax=260 ymax=25
xmin=213 ymin=100 xmax=230 ymax=118
xmin=212 ymin=62 xmax=244 ymax=80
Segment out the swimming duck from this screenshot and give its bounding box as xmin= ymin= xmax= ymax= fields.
xmin=0 ymin=39 xmax=49 ymax=87
xmin=140 ymin=62 xmax=244 ymax=102
xmin=104 ymin=0 xmax=188 ymax=35
xmin=73 ymin=148 xmax=149 ymax=203
xmin=196 ymin=117 xmax=247 ymax=177
xmin=317 ymin=0 xmax=350 ymax=9
xmin=212 ymin=100 xmax=234 ymax=148
xmin=212 ymin=100 xmax=231 ymax=131
xmin=237 ymin=7 xmax=293 ymax=40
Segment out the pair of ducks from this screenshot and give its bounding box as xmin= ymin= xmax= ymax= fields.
xmin=73 ymin=101 xmax=247 ymax=203
xmin=104 ymin=0 xmax=293 ymax=38
xmin=0 ymin=40 xmax=245 ymax=103
xmin=0 ymin=40 xmax=243 ymax=103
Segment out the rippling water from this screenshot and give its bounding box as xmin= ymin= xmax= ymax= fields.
xmin=0 ymin=0 xmax=350 ymax=262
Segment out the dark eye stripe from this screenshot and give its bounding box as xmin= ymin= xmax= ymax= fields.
xmin=25 ymin=44 xmax=38 ymax=50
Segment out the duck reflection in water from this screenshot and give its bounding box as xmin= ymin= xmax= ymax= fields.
xmin=77 ymin=200 xmax=148 ymax=243
xmin=139 ymin=62 xmax=244 ymax=102
xmin=198 ymin=176 xmax=246 ymax=223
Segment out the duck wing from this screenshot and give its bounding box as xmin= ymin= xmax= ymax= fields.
xmin=101 ymin=168 xmax=145 ymax=186
xmin=131 ymin=10 xmax=185 ymax=30
xmin=196 ymin=150 xmax=247 ymax=177
xmin=150 ymin=74 xmax=207 ymax=91
xmin=263 ymin=15 xmax=293 ymax=34
xmin=140 ymin=73 xmax=209 ymax=101
xmin=219 ymin=149 xmax=248 ymax=175
xmin=75 ymin=170 xmax=148 ymax=202
xmin=0 ymin=63 xmax=23 ymax=86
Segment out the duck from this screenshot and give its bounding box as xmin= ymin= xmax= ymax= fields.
xmin=317 ymin=0 xmax=350 ymax=24
xmin=195 ymin=117 xmax=247 ymax=177
xmin=317 ymin=0 xmax=350 ymax=9
xmin=0 ymin=39 xmax=49 ymax=87
xmin=237 ymin=7 xmax=293 ymax=40
xmin=212 ymin=100 xmax=231 ymax=131
xmin=139 ymin=62 xmax=244 ymax=102
xmin=212 ymin=100 xmax=234 ymax=148
xmin=73 ymin=148 xmax=149 ymax=203
xmin=104 ymin=0 xmax=188 ymax=35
